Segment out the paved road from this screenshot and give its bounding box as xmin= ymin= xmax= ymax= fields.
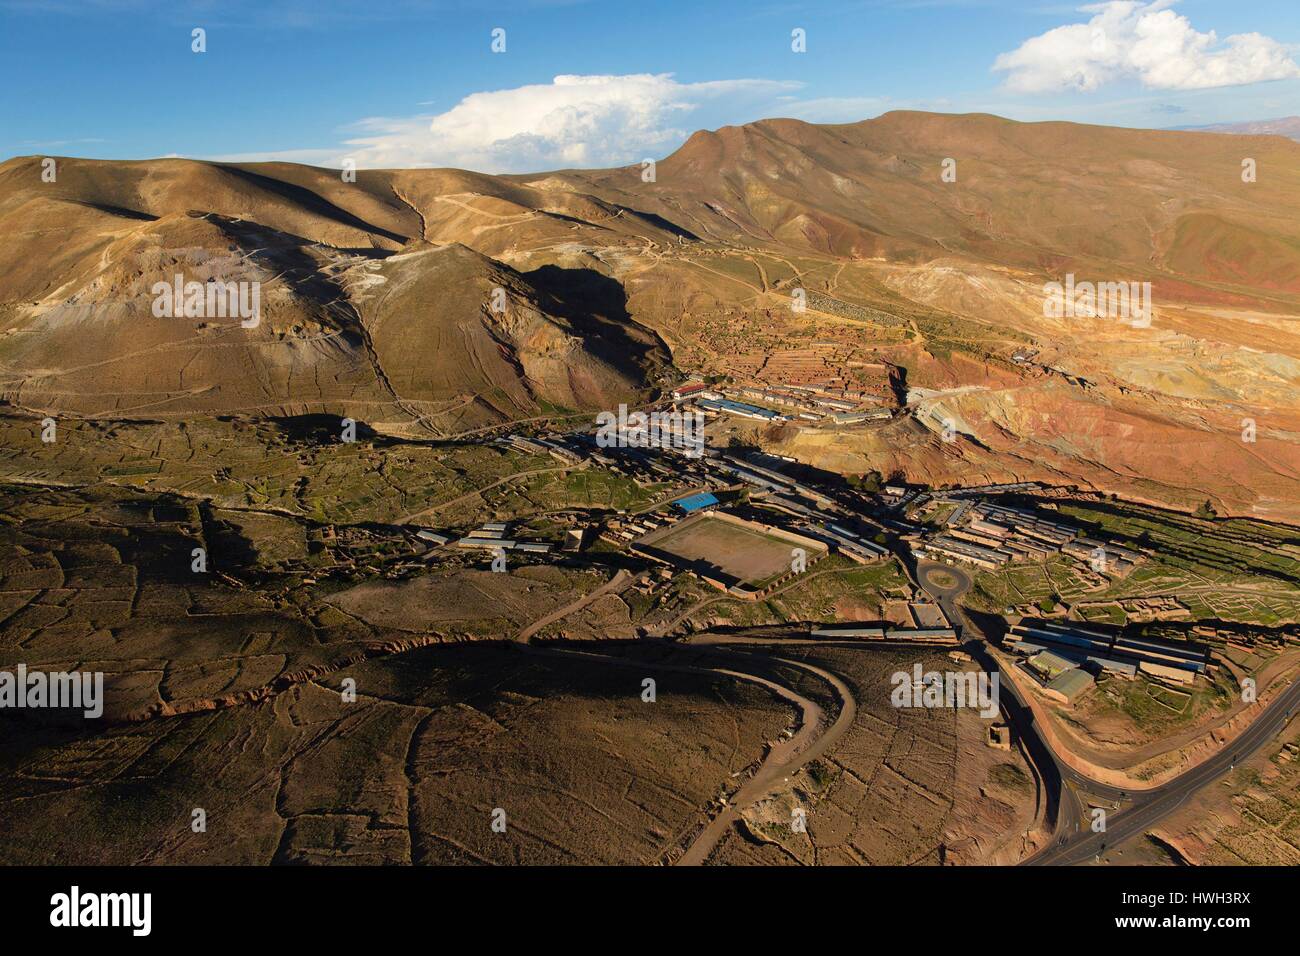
xmin=914 ymin=559 xmax=1079 ymax=846
xmin=913 ymin=558 xmax=1300 ymax=865
xmin=914 ymin=561 xmax=971 ymax=605
xmin=1028 ymin=670 xmax=1300 ymax=865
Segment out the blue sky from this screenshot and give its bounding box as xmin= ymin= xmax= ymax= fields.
xmin=2 ymin=0 xmax=1298 ymax=171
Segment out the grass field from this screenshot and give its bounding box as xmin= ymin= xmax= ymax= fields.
xmin=966 ymin=497 xmax=1300 ymax=627
xmin=639 ymin=513 xmax=816 ymax=588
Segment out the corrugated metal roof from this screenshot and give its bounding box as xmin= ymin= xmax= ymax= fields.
xmin=1029 ymin=649 xmax=1077 ymax=677
xmin=673 ymin=492 xmax=720 ymax=512
xmin=1046 ymin=668 xmax=1095 ymax=699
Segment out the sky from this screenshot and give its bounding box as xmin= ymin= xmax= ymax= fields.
xmin=1 ymin=0 xmax=1298 ymax=172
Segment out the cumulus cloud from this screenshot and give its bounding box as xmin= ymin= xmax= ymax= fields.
xmin=993 ymin=0 xmax=1300 ymax=93
xmin=334 ymin=73 xmax=800 ymax=172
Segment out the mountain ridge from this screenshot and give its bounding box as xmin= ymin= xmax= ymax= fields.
xmin=3 ymin=111 xmax=1299 ymax=519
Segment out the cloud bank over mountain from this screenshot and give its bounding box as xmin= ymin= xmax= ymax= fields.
xmin=995 ymin=0 xmax=1300 ymax=93
xmin=332 ymin=73 xmax=799 ymax=172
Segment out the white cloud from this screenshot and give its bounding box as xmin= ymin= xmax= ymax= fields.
xmin=334 ymin=73 xmax=800 ymax=172
xmin=993 ymin=1 xmax=1300 ymax=93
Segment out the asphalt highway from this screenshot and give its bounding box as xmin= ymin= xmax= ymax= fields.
xmin=912 ymin=558 xmax=1300 ymax=866
xmin=1029 ymin=667 xmax=1300 ymax=865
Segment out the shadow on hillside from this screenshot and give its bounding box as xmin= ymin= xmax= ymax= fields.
xmin=613 ymin=204 xmax=700 ymax=241
xmin=522 ymin=265 xmax=670 ymax=375
xmin=267 ymin=413 xmax=398 ymax=447
xmin=215 ymin=164 xmax=410 ymax=245
xmin=70 ymin=199 xmax=159 ymax=222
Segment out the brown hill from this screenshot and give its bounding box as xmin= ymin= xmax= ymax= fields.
xmin=1183 ymin=117 xmax=1300 ymax=141
xmin=0 ymin=158 xmax=666 ymax=432
xmin=2 ymin=111 xmax=1299 ymax=518
xmin=560 ymin=111 xmax=1300 ymax=295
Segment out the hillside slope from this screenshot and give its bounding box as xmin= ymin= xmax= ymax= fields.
xmin=2 ymin=112 xmax=1299 ymax=518
xmin=0 ymin=158 xmax=666 ymax=432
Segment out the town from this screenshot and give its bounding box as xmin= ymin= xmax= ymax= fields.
xmin=380 ymin=375 xmax=1261 ymax=723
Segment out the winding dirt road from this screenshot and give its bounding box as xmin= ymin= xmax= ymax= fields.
xmin=513 ymin=569 xmax=633 ymax=642
xmin=676 ymin=650 xmax=857 ymax=865
xmin=517 ymin=639 xmax=856 ymax=865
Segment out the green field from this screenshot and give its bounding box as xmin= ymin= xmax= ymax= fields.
xmin=640 ymin=513 xmax=811 ymax=588
xmin=967 ymin=497 xmax=1300 ymax=627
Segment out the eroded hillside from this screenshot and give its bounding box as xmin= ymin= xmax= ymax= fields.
xmin=2 ymin=111 xmax=1299 ymax=518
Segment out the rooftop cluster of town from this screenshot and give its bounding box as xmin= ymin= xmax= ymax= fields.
xmin=918 ymin=500 xmax=1142 ymax=576
xmin=672 ymin=378 xmax=894 ymax=427
xmin=393 ymin=387 xmax=1230 ymax=684
xmin=1003 ymin=618 xmax=1213 ymax=703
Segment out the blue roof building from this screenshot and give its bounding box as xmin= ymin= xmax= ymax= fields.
xmin=673 ymin=492 xmax=720 ymax=513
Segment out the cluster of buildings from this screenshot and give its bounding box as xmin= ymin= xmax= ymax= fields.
xmin=672 ymin=378 xmax=893 ymax=427
xmin=405 ymin=522 xmax=557 ymax=570
xmin=729 ymin=384 xmax=874 ymax=417
xmin=796 ymin=520 xmax=889 ymax=563
xmin=1019 ymin=648 xmax=1098 ymax=704
xmin=696 ymin=396 xmax=784 ymax=423
xmin=452 ymin=521 xmax=553 ymax=555
xmin=1009 ymin=348 xmax=1091 ymax=388
xmin=497 ymin=433 xmax=583 ymax=465
xmin=810 ymin=622 xmax=958 ymax=643
xmin=717 ymin=454 xmax=834 ymax=505
xmin=568 ymin=432 xmax=690 ymax=482
xmin=458 ymin=403 xmax=1252 ymax=734
xmin=699 ymin=451 xmax=895 ymax=563
xmin=918 ymin=500 xmax=1140 ymax=576
xmin=1004 ymin=618 xmax=1212 ymax=701
xmin=812 ymin=603 xmax=958 ymax=643
xmin=608 ymin=473 xmax=893 ymax=604
xmin=878 ymin=483 xmax=1046 ymax=521
xmin=600 ymin=509 xmax=680 ymax=546
xmin=499 ymin=426 xmax=710 ymax=487
xmin=709 ymin=453 xmax=800 ymax=495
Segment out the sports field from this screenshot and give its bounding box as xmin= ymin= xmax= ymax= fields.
xmin=638 ymin=513 xmax=822 ymax=587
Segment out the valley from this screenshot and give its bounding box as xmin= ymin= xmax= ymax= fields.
xmin=3 ymin=110 xmax=1300 ymax=869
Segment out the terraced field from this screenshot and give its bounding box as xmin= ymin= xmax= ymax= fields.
xmin=967 ymin=497 xmax=1300 ymax=627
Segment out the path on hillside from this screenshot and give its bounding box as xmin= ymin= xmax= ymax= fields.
xmin=649 ymin=563 xmax=854 ymax=637
xmin=395 ymin=463 xmax=579 ymax=524
xmin=676 ymin=648 xmax=856 ymax=865
xmin=514 ymin=569 xmax=634 ymax=642
xmin=516 ymin=637 xmax=855 ymax=866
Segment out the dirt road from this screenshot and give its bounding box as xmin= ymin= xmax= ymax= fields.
xmin=516 ymin=639 xmax=856 ymax=865
xmin=675 ymin=648 xmax=857 ymax=865
xmin=513 ymin=569 xmax=633 ymax=642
